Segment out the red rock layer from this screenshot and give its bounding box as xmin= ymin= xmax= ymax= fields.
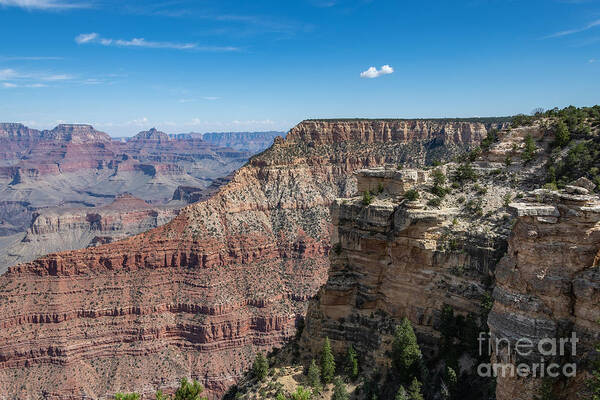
xmin=0 ymin=119 xmax=498 ymax=399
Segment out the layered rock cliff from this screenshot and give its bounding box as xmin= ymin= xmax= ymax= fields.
xmin=0 ymin=119 xmax=500 ymax=399
xmin=490 ymin=188 xmax=600 ymax=400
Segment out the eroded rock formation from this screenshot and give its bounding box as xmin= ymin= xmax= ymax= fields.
xmin=0 ymin=119 xmax=499 ymax=399
xmin=490 ymin=188 xmax=600 ymax=400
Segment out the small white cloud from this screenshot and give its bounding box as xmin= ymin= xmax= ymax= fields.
xmin=360 ymin=64 xmax=394 ymax=79
xmin=589 ymin=58 xmax=597 ymax=63
xmin=2 ymin=82 xmax=18 ymax=88
xmin=75 ymin=32 xmax=98 ymax=44
xmin=202 ymin=96 xmax=220 ymax=101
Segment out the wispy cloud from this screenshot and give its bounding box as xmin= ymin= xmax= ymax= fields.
xmin=544 ymin=18 xmax=600 ymax=38
xmin=0 ymin=67 xmax=73 ymax=88
xmin=75 ymin=32 xmax=239 ymax=51
xmin=360 ymin=64 xmax=394 ymax=79
xmin=0 ymin=0 xmax=89 ymax=10
xmin=0 ymin=55 xmax=63 ymax=61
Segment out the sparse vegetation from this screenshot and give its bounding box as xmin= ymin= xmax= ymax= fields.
xmin=453 ymin=163 xmax=477 ymax=184
xmin=521 ymin=134 xmax=537 ymax=164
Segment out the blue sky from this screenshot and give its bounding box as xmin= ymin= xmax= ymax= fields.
xmin=0 ymin=0 xmax=599 ymax=136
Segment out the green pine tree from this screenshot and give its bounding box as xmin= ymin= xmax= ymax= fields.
xmin=321 ymin=337 xmax=336 ymax=384
xmin=345 ymin=344 xmax=358 ymax=381
xmin=252 ymin=352 xmax=269 ymax=381
xmin=392 ymin=318 xmax=423 ymax=385
xmin=332 ymin=377 xmax=349 ymax=400
xmin=291 ymin=386 xmax=312 ymax=400
xmin=407 ymin=378 xmax=424 ymax=400
xmin=114 ymin=394 xmax=140 ymax=400
xmin=395 ymin=386 xmax=408 ymax=400
xmin=522 ymin=134 xmax=537 ymax=164
xmin=554 ymin=120 xmax=571 ymax=148
xmin=174 ymin=378 xmax=207 ymax=400
xmin=307 ymin=359 xmax=322 ymax=391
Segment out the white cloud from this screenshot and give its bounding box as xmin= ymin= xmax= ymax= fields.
xmin=75 ymin=32 xmax=98 ymax=44
xmin=545 ymin=18 xmax=600 ymax=38
xmin=202 ymin=96 xmax=220 ymax=101
xmin=75 ymin=33 xmax=238 ymax=51
xmin=0 ymin=0 xmax=89 ymax=9
xmin=0 ymin=68 xmax=18 ymax=80
xmin=2 ymin=82 xmax=18 ymax=88
xmin=360 ymin=64 xmax=394 ymax=79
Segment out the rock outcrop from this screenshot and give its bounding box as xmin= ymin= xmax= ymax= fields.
xmin=0 ymin=119 xmax=500 ymax=399
xmin=489 ymin=188 xmax=600 ymax=400
xmin=301 ymin=167 xmax=504 ymax=369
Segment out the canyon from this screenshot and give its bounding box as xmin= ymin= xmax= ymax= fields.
xmin=0 ymin=119 xmax=504 ymax=399
xmin=0 ymin=124 xmax=280 ymax=270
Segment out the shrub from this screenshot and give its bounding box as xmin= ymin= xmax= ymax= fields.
xmin=473 ymin=184 xmax=487 ymax=195
xmin=291 ymin=386 xmax=312 ymax=400
xmin=321 ymin=337 xmax=335 ymax=384
xmin=362 ymin=191 xmax=373 ymax=205
xmin=404 ymin=189 xmax=419 ymax=201
xmin=432 ymin=168 xmax=447 ymax=186
xmin=174 ymin=378 xmax=207 ymax=400
xmin=480 ymin=129 xmax=499 ymax=151
xmin=504 ymin=155 xmax=512 ymax=166
xmin=430 ymin=184 xmax=449 ymax=198
xmin=427 ymin=197 xmax=442 ymax=207
xmin=503 ymin=193 xmax=513 ymax=207
xmin=468 ymin=147 xmax=482 ymax=162
xmin=377 ymin=182 xmax=385 ymax=194
xmin=114 ymin=394 xmax=140 ymax=400
xmin=252 ymin=353 xmax=269 ymax=381
xmin=453 ymin=163 xmax=477 ymax=184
